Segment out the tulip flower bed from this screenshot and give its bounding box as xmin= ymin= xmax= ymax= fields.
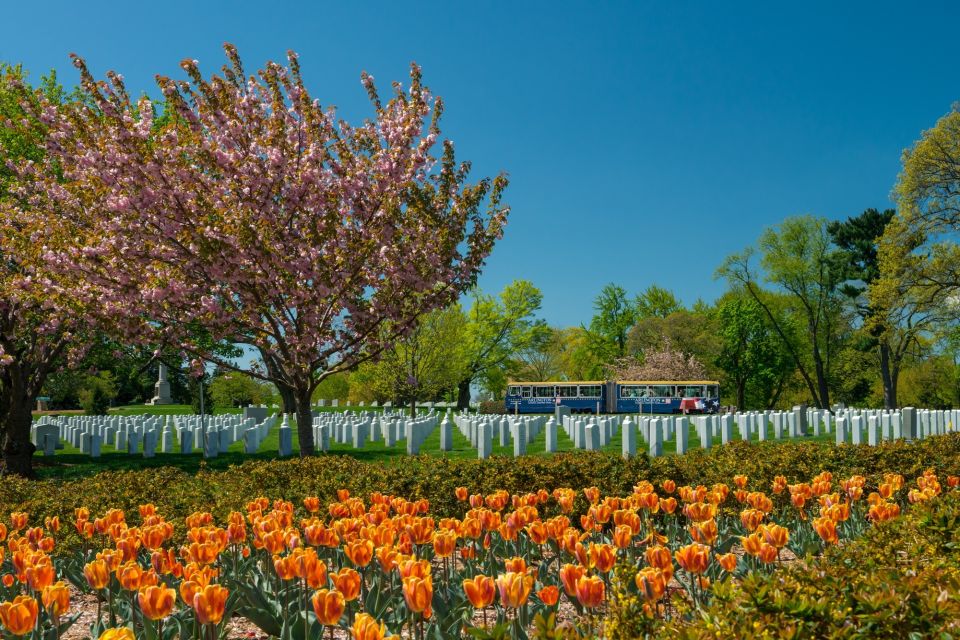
xmin=0 ymin=460 xmax=957 ymax=639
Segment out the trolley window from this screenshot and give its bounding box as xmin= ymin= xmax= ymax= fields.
xmin=579 ymin=385 xmax=602 ymax=398
xmin=556 ymin=386 xmax=578 ymax=397
xmin=507 ymin=386 xmax=521 ymax=397
xmin=681 ymin=385 xmax=705 ymax=397
xmin=533 ymin=385 xmax=556 ymax=398
xmin=652 ymin=385 xmax=676 ymax=397
xmin=620 ymin=385 xmax=640 ymax=398
xmin=707 ymin=385 xmax=719 ymax=397
xmin=521 ymin=386 xmax=532 ymax=398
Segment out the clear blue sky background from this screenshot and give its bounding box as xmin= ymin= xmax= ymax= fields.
xmin=3 ymin=1 xmax=958 ymax=329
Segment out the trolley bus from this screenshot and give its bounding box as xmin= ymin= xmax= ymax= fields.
xmin=504 ymin=380 xmax=720 ymax=415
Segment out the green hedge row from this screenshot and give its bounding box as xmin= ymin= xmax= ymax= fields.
xmin=2 ymin=434 xmax=959 ymax=551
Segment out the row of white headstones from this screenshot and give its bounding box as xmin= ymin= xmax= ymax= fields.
xmin=30 ymin=406 xmax=956 ymax=460
xmin=313 ymin=399 xmax=465 ymax=409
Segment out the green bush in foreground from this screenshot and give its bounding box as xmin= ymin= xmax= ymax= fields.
xmin=605 ymin=487 xmax=960 ymax=639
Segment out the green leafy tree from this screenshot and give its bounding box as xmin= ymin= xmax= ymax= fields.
xmin=78 ymin=371 xmax=117 ymax=415
xmin=625 ymin=308 xmax=720 ymax=375
xmin=718 ymin=216 xmax=845 ymax=409
xmin=714 ymin=295 xmax=782 ymax=409
xmin=831 ymin=208 xmax=934 ymax=408
xmin=312 ymin=373 xmax=350 ymax=405
xmin=881 ymin=105 xmax=960 ymax=296
xmin=210 ymin=371 xmax=267 ymax=408
xmin=585 ymin=283 xmax=636 ymax=367
xmin=361 ymin=306 xmax=466 ymax=417
xmin=513 ymin=327 xmax=566 ymax=382
xmin=554 ymin=327 xmax=605 ymax=381
xmin=456 ymin=280 xmax=546 ymax=408
xmin=635 ymin=284 xmax=683 ymax=319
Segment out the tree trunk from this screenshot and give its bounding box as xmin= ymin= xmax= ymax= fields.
xmin=811 ymin=341 xmax=831 ymax=410
xmin=879 ymin=341 xmax=896 ymax=410
xmin=1 ymin=370 xmax=37 ymax=478
xmin=293 ymin=385 xmax=315 ymax=457
xmin=259 ymin=349 xmax=297 ymax=414
xmin=277 ymin=383 xmax=296 ymax=415
xmin=456 ymin=379 xmax=471 ymax=411
xmin=409 ymin=399 xmax=417 ymax=419
xmin=736 ymin=378 xmax=746 ymax=411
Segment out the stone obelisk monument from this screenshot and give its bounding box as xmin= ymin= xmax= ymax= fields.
xmin=149 ymin=363 xmax=173 ymax=405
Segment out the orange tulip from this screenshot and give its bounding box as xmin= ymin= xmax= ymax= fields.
xmin=559 ymin=563 xmax=585 ymax=596
xmin=682 ymin=502 xmax=716 ymax=522
xmin=25 ymin=556 xmax=55 ymax=591
xmin=757 ymin=543 xmax=778 ymax=563
xmin=455 ymin=487 xmax=469 ymax=501
xmin=117 ymin=562 xmax=145 ymax=591
xmin=733 ymin=474 xmax=748 ymax=489
xmin=192 ymin=584 xmax=229 ymax=625
xmin=402 ymin=575 xmax=433 ymax=614
xmin=406 ymin=518 xmax=435 ymax=545
xmin=303 ymin=497 xmax=321 ymax=513
xmin=583 ymin=487 xmax=600 ymax=504
xmin=274 ymin=555 xmax=298 ymax=581
xmin=98 ymin=629 xmax=135 ymax=640
xmin=503 ymin=557 xmax=528 ymax=574
xmin=345 ymin=539 xmax=375 ymax=567
xmin=351 ymin=612 xmax=387 ymax=640
xmin=690 ymin=518 xmax=718 ymax=545
xmin=432 ymin=531 xmax=456 ymax=559
xmin=526 ymin=521 xmax=549 ymax=545
xmin=759 ymin=523 xmax=789 ymax=549
xmin=634 ymin=567 xmax=666 ymax=602
xmin=311 ymin=589 xmax=345 ymax=626
xmin=741 ymin=532 xmax=764 ymax=557
xmin=662 ymin=479 xmax=676 ymax=494
xmin=675 ymin=543 xmax=710 ymax=574
xmin=716 ymin=552 xmax=737 ymax=572
xmin=41 ymin=581 xmax=70 ymax=618
xmin=331 ymin=568 xmax=362 ymax=602
xmin=463 ymin=575 xmax=496 ymax=609
xmin=812 ymin=516 xmax=838 ymax=544
xmin=0 ymin=595 xmax=38 ymax=636
xmin=590 ymin=543 xmax=617 ymax=573
xmin=645 ymin=545 xmax=672 ymax=570
xmin=574 ymin=575 xmax=605 ymax=608
xmin=538 ymin=585 xmax=560 ymax=606
xmin=740 ymin=508 xmax=765 ymax=532
xmin=84 ymin=559 xmax=111 ymax=590
xmin=496 ymin=572 xmax=533 ymax=608
xmin=291 ymin=549 xmax=327 ymax=588
xmin=612 ymin=525 xmax=632 ymax=549
xmin=771 ymin=475 xmax=787 ymax=494
xmin=9 ymin=513 xmax=28 ymax=532
xmin=138 ymin=585 xmax=176 ymax=621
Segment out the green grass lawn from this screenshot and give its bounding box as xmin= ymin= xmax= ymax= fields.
xmin=31 ymin=407 xmax=837 ymax=480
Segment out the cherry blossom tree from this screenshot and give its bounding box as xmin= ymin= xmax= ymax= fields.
xmin=1 ymin=66 xmax=91 ymax=476
xmin=24 ymin=45 xmax=509 ymax=454
xmin=610 ymin=336 xmax=707 ymax=381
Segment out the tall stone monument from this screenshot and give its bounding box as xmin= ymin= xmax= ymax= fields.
xmin=149 ymin=363 xmax=173 ymax=405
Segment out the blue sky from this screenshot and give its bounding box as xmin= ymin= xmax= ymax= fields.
xmin=3 ymin=1 xmax=958 ymax=328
